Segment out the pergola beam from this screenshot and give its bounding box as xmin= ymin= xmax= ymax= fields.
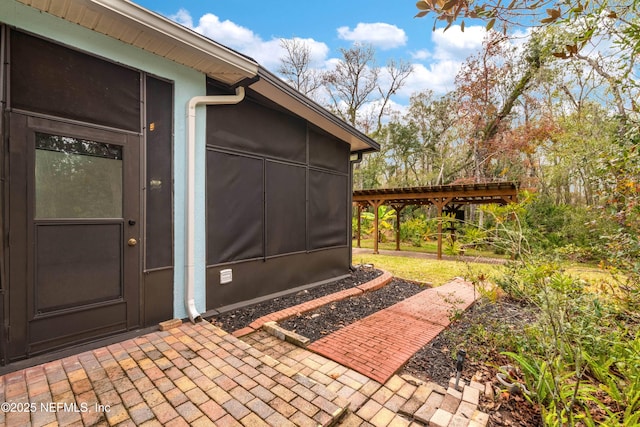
xmin=353 ymin=182 xmax=519 ymax=260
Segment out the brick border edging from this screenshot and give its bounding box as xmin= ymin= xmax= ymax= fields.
xmin=231 ymin=270 xmax=393 ymax=338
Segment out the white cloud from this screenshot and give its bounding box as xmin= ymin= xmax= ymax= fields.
xmin=194 ymin=13 xmax=259 ymax=51
xmin=411 ymin=49 xmax=432 ymax=60
xmin=337 ymin=23 xmax=408 ymax=50
xmin=431 ymin=25 xmax=487 ymax=60
xmin=397 ymin=25 xmax=489 ymax=96
xmin=399 ymin=61 xmax=462 ymax=95
xmin=170 ymin=8 xmax=193 ymax=28
xmin=171 ymin=9 xmax=329 ymax=70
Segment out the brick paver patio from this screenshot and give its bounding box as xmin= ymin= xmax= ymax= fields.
xmin=244 ymin=327 xmax=491 ymax=427
xmin=0 ymin=322 xmax=350 ymax=426
xmin=0 ymin=274 xmax=489 ymax=426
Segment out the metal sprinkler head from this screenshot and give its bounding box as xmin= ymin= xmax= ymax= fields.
xmin=455 ymin=349 xmax=467 ymax=390
xmin=456 ymin=349 xmax=467 ymax=370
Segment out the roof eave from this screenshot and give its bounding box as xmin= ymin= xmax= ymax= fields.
xmin=16 ymin=0 xmax=259 ymax=85
xmin=251 ymin=67 xmax=380 ymax=153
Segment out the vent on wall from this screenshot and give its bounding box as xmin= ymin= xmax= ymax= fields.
xmin=220 ymin=269 xmax=233 ymax=285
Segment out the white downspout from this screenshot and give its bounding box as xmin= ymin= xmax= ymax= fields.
xmin=185 ymin=87 xmax=245 ymax=323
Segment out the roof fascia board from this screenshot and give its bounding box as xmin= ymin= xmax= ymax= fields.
xmin=91 ymin=0 xmax=259 ymax=76
xmin=20 ymin=0 xmax=259 ymax=79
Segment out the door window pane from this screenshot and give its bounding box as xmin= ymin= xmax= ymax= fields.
xmin=35 ymin=133 xmax=123 ymax=218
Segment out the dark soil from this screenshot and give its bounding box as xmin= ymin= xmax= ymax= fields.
xmin=402 ymin=298 xmax=537 ymax=385
xmin=401 ymin=298 xmax=542 ymax=426
xmin=209 ymin=267 xmax=382 ymax=332
xmin=279 ymin=279 xmax=424 ymax=341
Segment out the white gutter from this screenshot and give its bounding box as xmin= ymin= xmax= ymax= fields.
xmin=185 ymin=87 xmax=246 ymax=323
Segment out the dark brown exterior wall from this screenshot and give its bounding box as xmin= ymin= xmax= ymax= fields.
xmin=143 ymin=75 xmax=174 ymax=325
xmin=2 ymin=29 xmax=175 ymax=362
xmin=205 ymin=81 xmax=351 ymax=310
xmin=206 ymin=248 xmax=349 ymax=309
xmin=0 ymin=27 xmax=6 ymax=364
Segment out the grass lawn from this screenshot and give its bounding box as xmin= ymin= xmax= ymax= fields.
xmin=563 ymin=265 xmax=629 ymax=296
xmin=354 ymin=251 xmax=622 ymax=292
xmin=353 ymin=238 xmax=508 ymax=259
xmin=352 ymin=252 xmax=503 ymax=286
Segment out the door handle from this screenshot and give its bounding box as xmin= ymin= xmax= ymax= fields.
xmin=127 ymin=238 xmax=138 ymax=247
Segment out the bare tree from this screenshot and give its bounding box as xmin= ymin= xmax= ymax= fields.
xmin=322 ymin=43 xmax=380 ymax=128
xmin=323 ymin=43 xmax=412 ymax=133
xmin=278 ymin=38 xmax=324 ymax=99
xmin=376 ymin=59 xmax=413 ymax=133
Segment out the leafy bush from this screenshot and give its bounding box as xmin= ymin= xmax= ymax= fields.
xmin=361 ymin=206 xmax=395 ymax=242
xmin=486 ymin=191 xmax=640 ymax=426
xmin=399 ymin=214 xmax=440 ymax=244
xmin=444 ymin=237 xmax=463 ymax=256
xmin=458 ymin=223 xmax=488 ymax=248
xmin=496 ymin=257 xmax=640 ymax=426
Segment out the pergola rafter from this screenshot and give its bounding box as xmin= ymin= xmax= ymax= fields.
xmin=353 ymin=182 xmax=519 ymax=259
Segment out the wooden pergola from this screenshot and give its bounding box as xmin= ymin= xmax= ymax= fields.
xmin=353 ymin=182 xmax=519 ymax=259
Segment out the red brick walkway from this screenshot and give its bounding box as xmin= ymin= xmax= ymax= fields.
xmin=308 ymin=278 xmax=478 ymax=384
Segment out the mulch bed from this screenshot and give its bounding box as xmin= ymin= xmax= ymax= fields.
xmin=279 ymin=279 xmax=424 ymax=341
xmin=209 ymin=267 xmax=382 ymax=332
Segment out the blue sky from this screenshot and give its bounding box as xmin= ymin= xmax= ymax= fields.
xmin=136 ymin=0 xmax=493 ymax=108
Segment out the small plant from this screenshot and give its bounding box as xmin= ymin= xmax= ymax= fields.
xmin=444 ymin=237 xmax=463 ymax=256
xmin=443 ymin=291 xmax=465 ymax=322
xmin=465 ymin=267 xmax=499 ymax=302
xmin=459 ymin=224 xmax=488 ymax=249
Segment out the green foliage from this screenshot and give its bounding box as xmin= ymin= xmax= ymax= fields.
xmin=595 ymin=127 xmax=640 ymax=316
xmin=458 ymin=224 xmax=488 ymax=248
xmin=399 ymin=215 xmax=435 ymax=247
xmin=443 ymin=237 xmax=463 ymax=256
xmin=361 ymin=205 xmax=396 ymax=242
xmin=522 ymin=194 xmax=608 ymax=262
xmin=480 ymin=194 xmax=532 ymax=260
xmin=494 ymin=251 xmax=640 ymax=425
xmin=583 ymin=338 xmax=640 ymax=425
xmin=498 ymin=266 xmax=636 ymax=425
xmin=484 ymin=189 xmax=640 ymax=425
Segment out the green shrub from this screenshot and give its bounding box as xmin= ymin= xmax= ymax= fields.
xmin=499 ymin=260 xmax=640 ymax=426
xmin=458 ymin=224 xmax=488 ymax=248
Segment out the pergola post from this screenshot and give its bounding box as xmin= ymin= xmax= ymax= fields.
xmin=392 ymin=204 xmax=405 ymax=251
xmin=368 ymin=200 xmax=383 ymax=255
xmin=435 ymin=197 xmax=452 ymax=260
xmin=356 ymin=204 xmax=362 ymax=248
xmin=436 ymin=203 xmax=443 ymax=260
